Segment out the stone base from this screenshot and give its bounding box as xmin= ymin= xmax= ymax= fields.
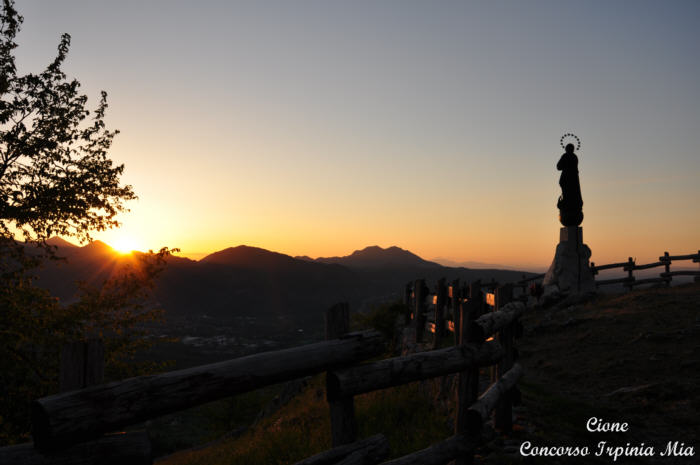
xmin=543 ymin=226 xmax=596 ymax=295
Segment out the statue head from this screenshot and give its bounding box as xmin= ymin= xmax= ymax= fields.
xmin=565 ymin=143 xmax=575 ymax=154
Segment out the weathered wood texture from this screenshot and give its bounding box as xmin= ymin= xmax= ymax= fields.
xmin=32 ymin=330 xmax=383 ymax=451
xmin=0 ymin=432 xmax=151 ymax=465
xmin=293 ymin=434 xmax=388 ymax=465
xmin=59 ymin=340 xmax=104 ymax=393
xmin=465 ymin=363 xmax=524 ymax=434
xmin=328 ymin=341 xmax=503 ymax=397
xmin=454 ymin=282 xmax=482 ymax=465
xmin=627 ymin=261 xmax=664 ymax=270
xmin=662 ymin=252 xmax=700 ymax=261
xmin=472 ymin=301 xmax=526 ymax=340
xmin=590 ymin=261 xmax=629 ymax=272
xmin=326 ymin=303 xmax=358 ymax=446
xmin=379 ymin=434 xmax=480 ymax=465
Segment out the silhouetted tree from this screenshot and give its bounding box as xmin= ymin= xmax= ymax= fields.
xmin=0 ymin=0 xmax=134 ymax=246
xmin=0 ymin=1 xmax=171 ymax=444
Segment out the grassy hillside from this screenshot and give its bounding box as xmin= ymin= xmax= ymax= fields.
xmin=157 ymin=377 xmax=451 ymax=465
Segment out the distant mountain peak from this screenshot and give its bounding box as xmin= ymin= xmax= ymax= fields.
xmin=82 ymin=240 xmax=113 ymax=251
xmin=350 ymin=245 xmax=416 ymax=256
xmin=45 ymin=237 xmax=78 ymax=248
xmin=316 ymin=245 xmax=440 ymax=268
xmin=199 ymin=245 xmax=302 ymax=269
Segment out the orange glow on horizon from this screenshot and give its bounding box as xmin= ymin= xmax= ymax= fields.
xmin=111 ymin=236 xmax=142 ymax=255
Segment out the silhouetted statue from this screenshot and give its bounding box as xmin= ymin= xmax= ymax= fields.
xmin=557 ymin=143 xmax=583 ymax=226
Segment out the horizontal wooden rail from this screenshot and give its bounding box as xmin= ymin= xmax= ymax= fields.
xmin=380 ymin=433 xmax=481 ymax=465
xmin=328 ymin=341 xmax=503 ymax=398
xmin=465 ymin=363 xmax=524 ymax=434
xmin=473 ymin=301 xmax=526 ymax=340
xmin=660 ymin=253 xmax=700 ymax=261
xmin=624 ymin=261 xmax=663 ymax=270
xmin=293 ymin=434 xmax=389 ymax=465
xmin=0 ymin=432 xmax=151 ymax=465
xmin=32 ymin=330 xmax=384 ymax=451
xmin=591 ymin=261 xmax=629 ymax=272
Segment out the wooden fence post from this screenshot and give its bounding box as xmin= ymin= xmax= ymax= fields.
xmin=494 ymin=285 xmax=515 ymax=432
xmin=451 ymin=280 xmax=460 ymax=347
xmin=414 ymin=279 xmax=427 ymax=343
xmin=325 ymin=303 xmax=358 ymax=446
xmin=455 ymin=281 xmax=483 ymax=465
xmin=60 ymin=339 xmax=104 ymax=393
xmin=624 ymin=257 xmax=635 ymax=292
xmin=695 ymin=250 xmax=700 ymax=283
xmin=663 ymin=251 xmax=671 ymax=286
xmin=434 ymin=278 xmax=447 ymax=349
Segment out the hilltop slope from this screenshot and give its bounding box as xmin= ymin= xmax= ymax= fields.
xmin=517 ymin=282 xmax=700 ymax=463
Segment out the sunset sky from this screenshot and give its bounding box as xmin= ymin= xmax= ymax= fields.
xmin=15 ymin=1 xmax=700 ymax=270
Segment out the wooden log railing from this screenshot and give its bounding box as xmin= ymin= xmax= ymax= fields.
xmin=441 ymin=249 xmax=700 ymax=296
xmin=0 ymin=340 xmax=153 ymax=465
xmin=31 ymin=329 xmax=384 ymax=451
xmin=399 ymin=280 xmax=525 ymax=465
xmin=326 ymin=303 xmax=359 ymax=446
xmin=9 ymin=277 xmax=528 ymax=465
xmin=0 ymin=432 xmax=152 ymax=465
xmin=465 ymin=363 xmax=524 ymax=435
xmin=327 ymin=341 xmax=503 ymax=398
xmin=591 ymin=250 xmax=700 ymax=290
xmin=12 ymin=246 xmax=697 ymax=464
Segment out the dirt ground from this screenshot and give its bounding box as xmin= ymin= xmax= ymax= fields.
xmin=505 ymin=282 xmax=700 ymax=464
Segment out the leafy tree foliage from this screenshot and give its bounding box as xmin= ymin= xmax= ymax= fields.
xmin=0 ymin=0 xmax=134 ymax=244
xmin=0 ymin=1 xmax=172 ymax=444
xmin=0 ymin=250 xmax=173 ymax=444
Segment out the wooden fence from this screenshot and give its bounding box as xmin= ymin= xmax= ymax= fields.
xmin=470 ymin=249 xmax=700 ymax=295
xmin=591 ymin=250 xmax=700 ymax=290
xmin=321 ymin=279 xmax=526 ymax=465
xmin=0 ymin=279 xmax=526 ymax=465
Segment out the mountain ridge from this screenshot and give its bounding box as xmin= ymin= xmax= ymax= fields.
xmin=35 ymin=238 xmax=536 ymax=329
xmin=308 ymin=245 xmax=442 ymax=269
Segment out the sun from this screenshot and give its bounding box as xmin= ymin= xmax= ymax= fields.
xmin=112 ymin=236 xmax=140 ymax=254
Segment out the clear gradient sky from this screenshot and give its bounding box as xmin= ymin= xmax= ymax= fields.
xmin=14 ymin=1 xmax=700 ymax=269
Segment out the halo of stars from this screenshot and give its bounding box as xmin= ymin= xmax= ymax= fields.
xmin=560 ymin=133 xmax=581 ymax=151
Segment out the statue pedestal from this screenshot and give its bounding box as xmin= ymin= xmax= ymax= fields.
xmin=543 ymin=226 xmax=596 ymax=295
